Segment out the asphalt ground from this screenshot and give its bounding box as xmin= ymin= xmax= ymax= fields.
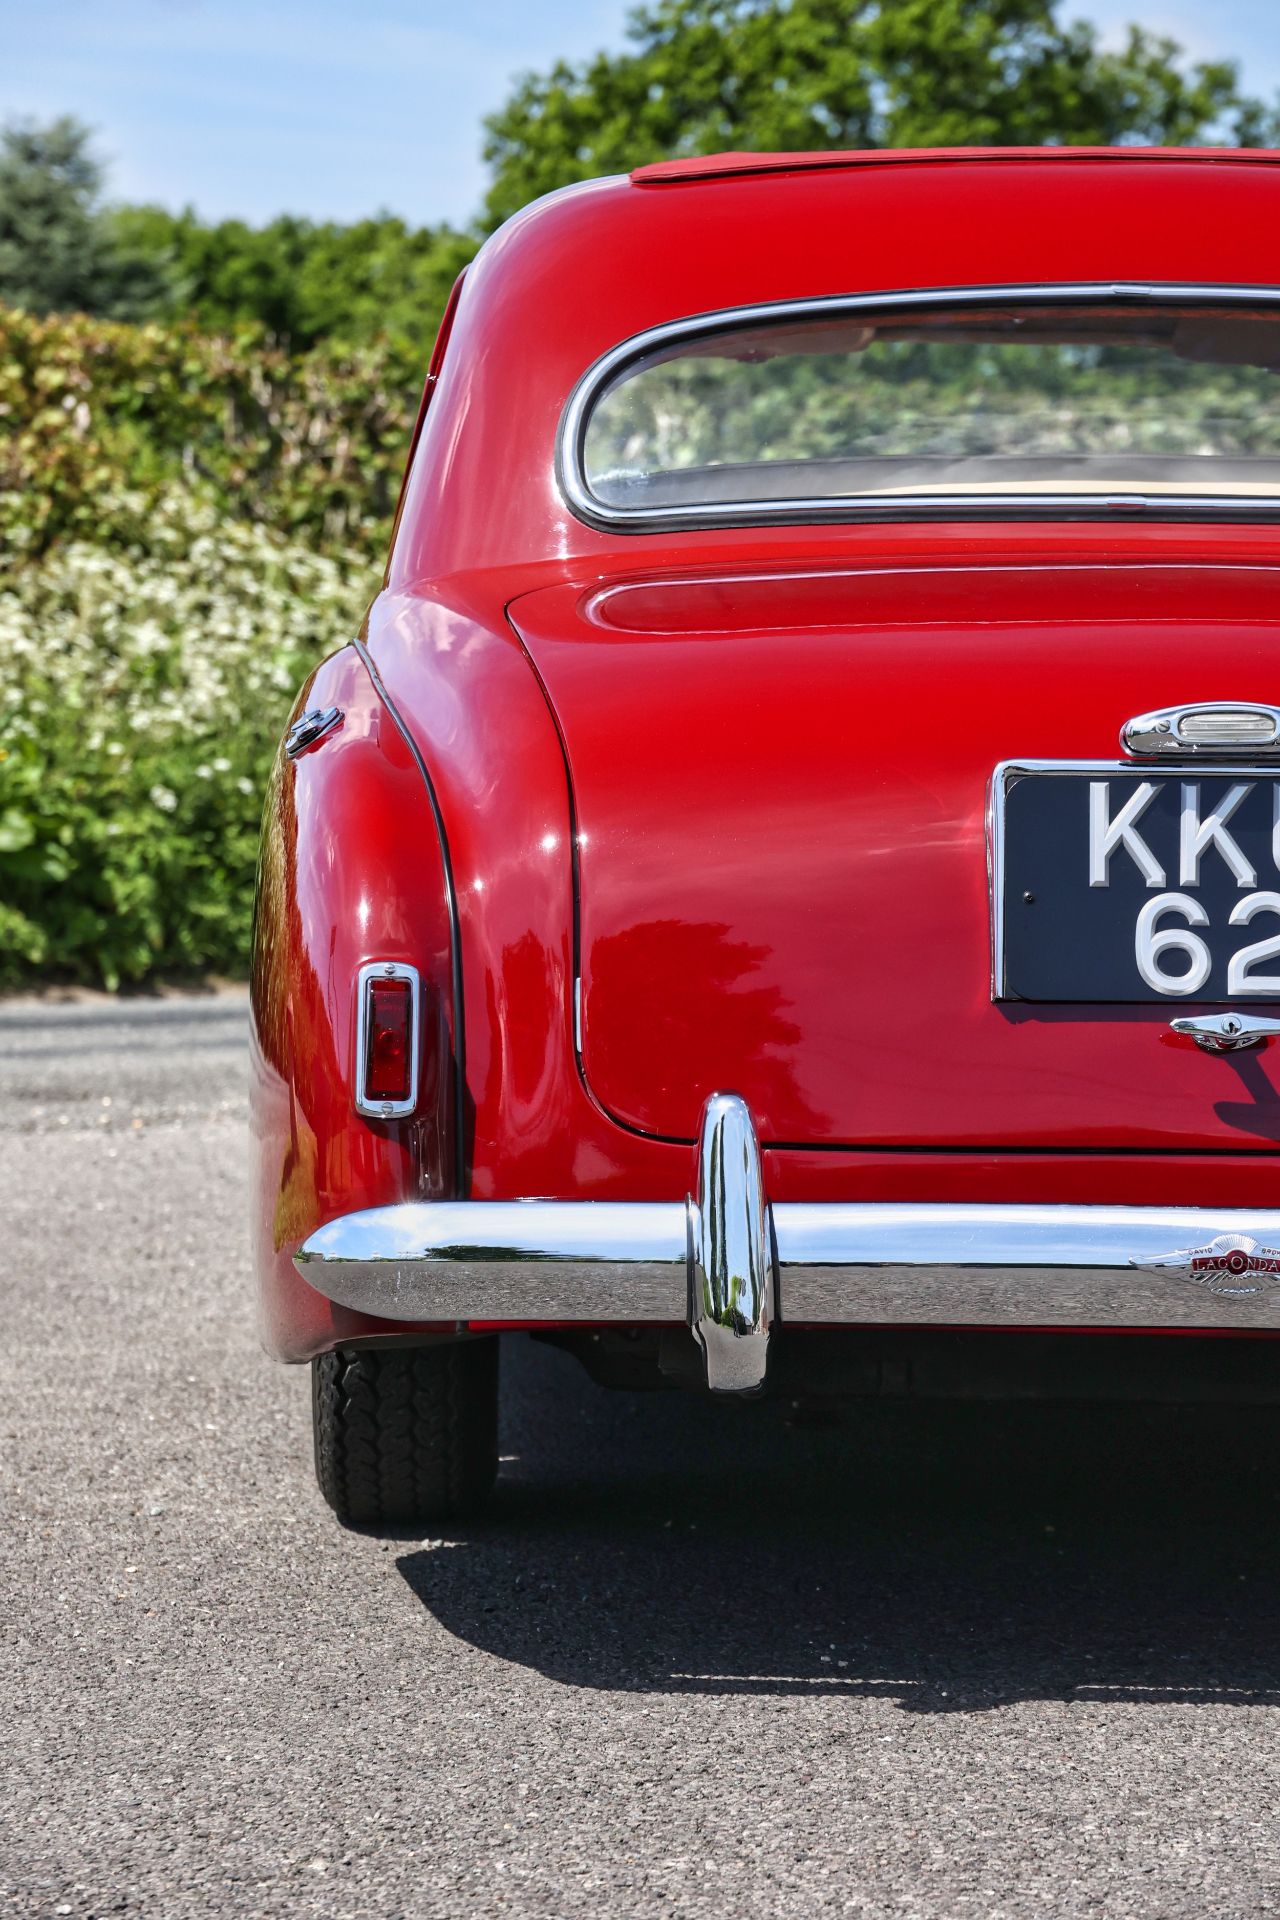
xmin=6 ymin=994 xmax=1280 ymax=1917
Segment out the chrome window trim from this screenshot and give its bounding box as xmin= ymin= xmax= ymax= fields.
xmin=354 ymin=959 xmax=422 ymax=1120
xmin=988 ymin=757 xmax=1280 ymax=1001
xmin=558 ymin=281 xmax=1280 ymax=534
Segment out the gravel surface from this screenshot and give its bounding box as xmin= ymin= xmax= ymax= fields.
xmin=6 ymin=994 xmax=1280 ymax=1917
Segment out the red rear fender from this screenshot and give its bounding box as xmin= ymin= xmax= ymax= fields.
xmin=362 ymin=585 xmax=698 ymax=1201
xmin=249 ymin=644 xmax=459 ymax=1362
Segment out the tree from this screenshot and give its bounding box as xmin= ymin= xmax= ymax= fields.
xmin=481 ymin=0 xmax=1279 ymax=228
xmin=7 ymin=5 xmax=1279 ymax=340
xmin=0 ymin=117 xmax=111 ymax=315
xmin=97 ymin=204 xmax=474 ymax=349
xmin=0 ymin=117 xmax=177 ymax=319
xmin=0 ymin=120 xmax=472 ymax=348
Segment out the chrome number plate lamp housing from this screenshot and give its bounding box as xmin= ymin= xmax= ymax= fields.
xmin=1122 ymin=702 xmax=1280 ymax=758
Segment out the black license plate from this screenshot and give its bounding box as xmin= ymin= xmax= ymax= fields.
xmin=993 ymin=763 xmax=1280 ymax=1003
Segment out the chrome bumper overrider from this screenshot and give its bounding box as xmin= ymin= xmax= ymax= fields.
xmin=295 ymin=1094 xmax=1280 ymax=1393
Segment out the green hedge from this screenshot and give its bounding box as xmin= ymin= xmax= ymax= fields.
xmin=0 ymin=306 xmax=405 ymax=988
xmin=1 ymin=305 xmax=422 ymax=559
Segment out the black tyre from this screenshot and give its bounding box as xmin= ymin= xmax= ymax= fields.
xmin=311 ymin=1339 xmax=499 ymax=1528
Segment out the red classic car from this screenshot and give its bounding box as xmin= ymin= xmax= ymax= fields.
xmin=252 ymin=145 xmax=1280 ymax=1527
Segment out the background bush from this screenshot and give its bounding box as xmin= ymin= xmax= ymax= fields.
xmin=0 ymin=310 xmax=401 ymax=987
xmin=1 ymin=306 xmax=422 ymax=559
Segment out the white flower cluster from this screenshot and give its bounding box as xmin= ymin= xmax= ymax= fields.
xmin=0 ymin=488 xmax=372 ymax=776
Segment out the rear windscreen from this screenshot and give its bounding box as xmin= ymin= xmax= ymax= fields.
xmin=578 ymin=300 xmax=1280 ymax=517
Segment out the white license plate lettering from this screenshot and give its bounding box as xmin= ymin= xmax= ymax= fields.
xmin=998 ymin=768 xmax=1280 ymax=1002
xmin=1133 ymin=889 xmax=1280 ymax=997
xmin=1134 ymin=892 xmax=1211 ymax=995
xmin=1227 ymin=891 xmax=1280 ymax=995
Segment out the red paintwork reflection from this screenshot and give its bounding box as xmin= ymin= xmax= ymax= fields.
xmin=250 ymin=644 xmax=457 ymax=1361
xmin=511 ymin=561 xmax=1280 ymax=1152
xmin=362 ymin=570 xmax=1280 ymax=1201
xmin=362 ymin=583 xmax=692 ymax=1202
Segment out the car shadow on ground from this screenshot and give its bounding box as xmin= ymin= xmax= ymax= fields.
xmin=396 ymin=1335 xmax=1280 ymax=1713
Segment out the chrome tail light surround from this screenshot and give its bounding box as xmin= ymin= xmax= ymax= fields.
xmin=354 ymin=960 xmax=422 ymax=1119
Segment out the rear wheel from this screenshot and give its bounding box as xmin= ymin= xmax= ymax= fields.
xmin=311 ymin=1339 xmax=499 ymax=1529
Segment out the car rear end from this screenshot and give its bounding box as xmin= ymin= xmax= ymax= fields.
xmin=261 ymin=149 xmax=1280 ymax=1522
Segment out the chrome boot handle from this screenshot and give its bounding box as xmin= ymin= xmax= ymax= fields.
xmin=1169 ymin=1013 xmax=1280 ymax=1054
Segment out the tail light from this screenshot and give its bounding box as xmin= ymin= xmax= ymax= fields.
xmin=355 ymin=961 xmax=420 ymax=1118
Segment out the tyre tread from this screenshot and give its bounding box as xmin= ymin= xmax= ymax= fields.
xmin=311 ymin=1340 xmax=497 ymax=1528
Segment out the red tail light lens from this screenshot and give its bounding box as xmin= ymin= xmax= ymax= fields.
xmin=365 ymin=977 xmax=412 ymax=1100
xmin=355 ymin=963 xmax=420 ymax=1116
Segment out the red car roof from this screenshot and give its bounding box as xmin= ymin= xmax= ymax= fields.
xmin=632 ymin=146 xmax=1280 ymax=186
xmin=392 ymin=148 xmax=1280 ymax=584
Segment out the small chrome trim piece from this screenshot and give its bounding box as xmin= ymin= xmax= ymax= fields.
xmin=689 ymin=1093 xmax=774 ymax=1393
xmin=353 ymin=960 xmax=421 ymax=1121
xmin=1169 ymin=1012 xmax=1280 ymax=1053
xmin=296 ymin=1096 xmax=1280 ymax=1350
xmin=988 ymin=757 xmax=1280 ymax=1001
xmin=557 ymin=281 xmax=1280 ymax=535
xmin=285 ymin=705 xmax=342 ymax=758
xmin=1123 ymin=702 xmax=1280 ymax=759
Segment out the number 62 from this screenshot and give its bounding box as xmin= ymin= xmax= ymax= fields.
xmin=1135 ymin=891 xmax=1280 ymax=997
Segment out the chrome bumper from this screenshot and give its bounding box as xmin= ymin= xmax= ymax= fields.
xmin=295 ymin=1095 xmax=1280 ymax=1393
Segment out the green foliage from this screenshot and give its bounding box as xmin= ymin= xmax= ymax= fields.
xmin=482 ymin=0 xmax=1280 ymax=225
xmin=0 ymin=304 xmax=423 ymax=563
xmin=0 ymin=117 xmax=111 ymax=316
xmin=0 ymin=486 xmax=371 ymax=988
xmin=106 ymin=205 xmax=473 ymax=349
xmin=0 ymin=306 xmax=404 ymax=988
xmin=0 ymin=117 xmax=178 ymax=321
xmin=0 ymin=116 xmax=471 ymax=348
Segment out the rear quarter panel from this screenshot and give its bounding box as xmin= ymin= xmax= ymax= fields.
xmin=249 ymin=643 xmax=457 ymax=1361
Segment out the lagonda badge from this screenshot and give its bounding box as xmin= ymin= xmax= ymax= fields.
xmin=1132 ymin=1233 xmax=1280 ymax=1297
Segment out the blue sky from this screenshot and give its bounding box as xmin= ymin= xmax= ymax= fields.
xmin=3 ymin=1 xmax=1278 ymax=229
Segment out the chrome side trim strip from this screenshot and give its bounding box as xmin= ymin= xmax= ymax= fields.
xmin=689 ymin=1094 xmax=774 ymax=1392
xmin=557 ymin=281 xmax=1280 ymax=535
